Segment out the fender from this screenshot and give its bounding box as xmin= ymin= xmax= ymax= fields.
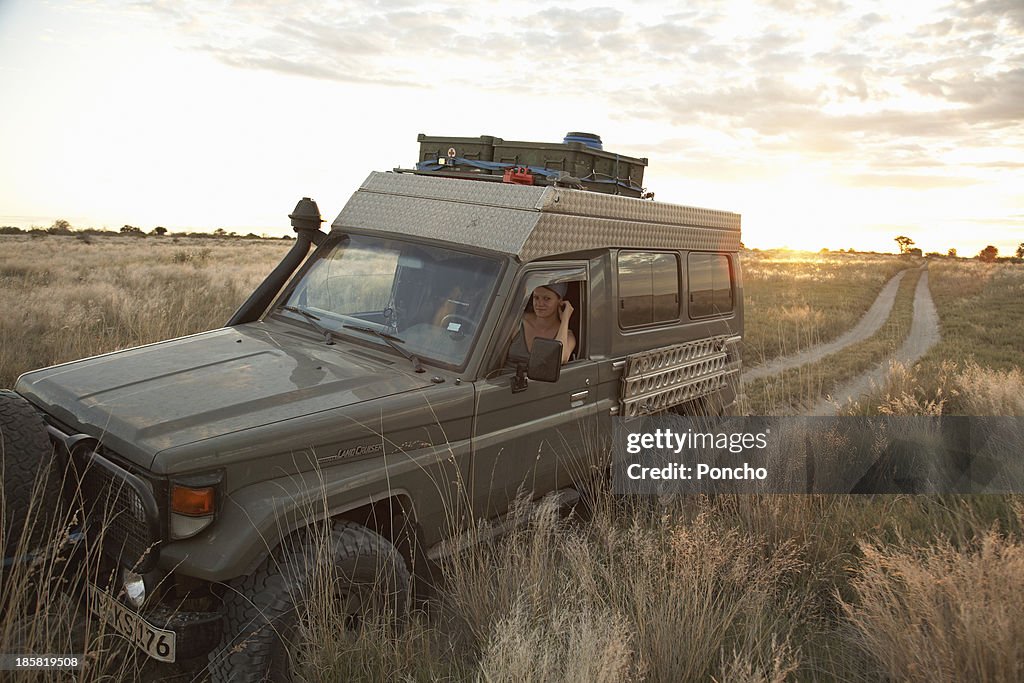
xmin=156 ymin=435 xmax=471 ymax=581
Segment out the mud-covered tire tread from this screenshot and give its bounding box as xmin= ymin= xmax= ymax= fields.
xmin=0 ymin=390 xmax=61 ymax=557
xmin=208 ymin=520 xmax=410 ymax=683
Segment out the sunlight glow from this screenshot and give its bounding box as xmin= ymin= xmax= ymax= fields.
xmin=0 ymin=0 xmax=1020 ymax=256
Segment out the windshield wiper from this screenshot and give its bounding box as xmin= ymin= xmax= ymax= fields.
xmin=343 ymin=324 xmax=425 ymax=373
xmin=280 ymin=305 xmax=335 ymax=345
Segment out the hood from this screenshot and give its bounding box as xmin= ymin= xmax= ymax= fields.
xmin=15 ymin=323 xmax=432 ymax=469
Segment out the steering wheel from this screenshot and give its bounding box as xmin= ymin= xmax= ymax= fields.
xmin=439 ymin=314 xmax=474 ymax=338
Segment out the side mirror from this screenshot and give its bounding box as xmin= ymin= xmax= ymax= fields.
xmin=528 ymin=338 xmax=562 ymax=383
xmin=510 ymin=338 xmax=562 ymax=393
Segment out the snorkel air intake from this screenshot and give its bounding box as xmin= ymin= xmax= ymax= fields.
xmin=226 ymin=197 xmax=326 ymax=326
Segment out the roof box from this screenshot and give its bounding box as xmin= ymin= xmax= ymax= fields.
xmin=413 ymin=132 xmax=649 ymax=198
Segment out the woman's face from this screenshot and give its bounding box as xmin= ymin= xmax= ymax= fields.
xmin=532 ymin=286 xmax=560 ymax=319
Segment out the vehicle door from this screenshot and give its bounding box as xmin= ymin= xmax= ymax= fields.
xmin=470 ymin=264 xmax=601 ymax=521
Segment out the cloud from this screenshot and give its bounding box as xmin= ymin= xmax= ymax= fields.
xmin=124 ymin=0 xmax=1022 ymax=184
xmin=202 ymin=47 xmax=419 ymax=87
xmin=842 ymin=173 xmax=983 ymax=189
xmin=949 ymin=0 xmax=1024 ymax=33
xmin=524 ymin=7 xmax=625 ymax=34
xmin=637 ymin=21 xmax=712 ymax=55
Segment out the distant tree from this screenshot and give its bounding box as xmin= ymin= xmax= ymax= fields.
xmin=0 ymin=226 xmax=24 ymax=235
xmin=907 ymin=247 xmax=923 ymax=257
xmin=894 ymin=235 xmax=914 ymax=254
xmin=152 ymin=226 xmax=168 ymax=236
xmin=212 ymin=228 xmax=227 ymax=237
xmin=978 ymin=245 xmax=998 ymax=262
xmin=48 ymin=219 xmax=72 ymax=235
xmin=1016 ymin=243 xmax=1024 ymax=259
xmin=819 ymin=247 xmax=830 ymax=254
xmin=947 ymin=248 xmax=957 ymax=258
xmin=120 ymin=224 xmax=142 ymax=234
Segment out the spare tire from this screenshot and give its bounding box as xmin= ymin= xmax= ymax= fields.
xmin=0 ymin=390 xmax=63 ymax=558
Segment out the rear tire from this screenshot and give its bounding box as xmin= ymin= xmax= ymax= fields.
xmin=207 ymin=520 xmax=410 ymax=683
xmin=0 ymin=390 xmax=62 ymax=558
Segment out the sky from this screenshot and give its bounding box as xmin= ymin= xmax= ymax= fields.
xmin=0 ymin=0 xmax=1021 ymax=255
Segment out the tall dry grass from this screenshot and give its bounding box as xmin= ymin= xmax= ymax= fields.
xmin=5 ymin=459 xmax=1024 ymax=681
xmin=0 ymin=235 xmax=288 ymax=388
xmin=873 ymin=360 xmax=1024 ymax=416
xmin=0 ymin=463 xmax=148 ymax=682
xmin=842 ymin=517 xmax=1024 ymax=682
xmin=425 ymin=494 xmax=808 ymax=682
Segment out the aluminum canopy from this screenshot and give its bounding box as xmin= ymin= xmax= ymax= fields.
xmin=331 ymin=172 xmax=742 ymax=261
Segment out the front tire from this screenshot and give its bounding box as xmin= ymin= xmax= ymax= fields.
xmin=207 ymin=520 xmax=410 ymax=682
xmin=0 ymin=390 xmax=62 ymax=558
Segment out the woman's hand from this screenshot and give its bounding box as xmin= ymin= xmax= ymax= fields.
xmin=559 ymin=300 xmax=574 ymax=322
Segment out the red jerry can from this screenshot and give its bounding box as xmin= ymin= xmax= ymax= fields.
xmin=502 ymin=166 xmax=535 ymax=185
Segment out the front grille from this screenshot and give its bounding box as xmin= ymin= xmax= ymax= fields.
xmin=72 ymin=449 xmax=161 ymax=572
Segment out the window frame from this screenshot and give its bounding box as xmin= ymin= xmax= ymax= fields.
xmin=616 ymin=250 xmax=682 ymax=330
xmin=686 ymin=251 xmax=734 ymax=319
xmin=485 ymin=262 xmax=590 ymax=373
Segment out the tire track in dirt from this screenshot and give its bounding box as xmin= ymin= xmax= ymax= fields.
xmin=742 ymin=269 xmax=909 ymax=383
xmin=806 ymin=267 xmax=940 ymax=415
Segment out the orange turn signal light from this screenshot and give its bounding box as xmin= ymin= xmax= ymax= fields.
xmin=171 ymin=485 xmax=215 ymax=516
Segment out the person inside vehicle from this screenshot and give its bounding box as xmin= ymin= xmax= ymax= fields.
xmin=507 ymin=283 xmax=576 ymax=365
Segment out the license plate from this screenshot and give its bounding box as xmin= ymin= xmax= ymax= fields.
xmin=88 ymin=585 xmax=176 ymax=663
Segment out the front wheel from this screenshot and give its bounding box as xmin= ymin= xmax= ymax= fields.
xmin=0 ymin=390 xmax=63 ymax=558
xmin=207 ymin=520 xmax=410 ymax=683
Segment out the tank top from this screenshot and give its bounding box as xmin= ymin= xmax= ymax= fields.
xmin=507 ymin=322 xmax=531 ymax=365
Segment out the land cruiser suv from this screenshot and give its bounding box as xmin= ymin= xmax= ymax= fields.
xmin=0 ymin=134 xmax=742 ymax=681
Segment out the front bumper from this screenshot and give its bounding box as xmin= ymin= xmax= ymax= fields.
xmin=47 ymin=424 xmax=162 ymax=572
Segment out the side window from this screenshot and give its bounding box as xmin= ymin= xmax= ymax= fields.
xmin=618 ymin=251 xmax=680 ymax=328
xmin=494 ymin=268 xmax=588 ymax=372
xmin=688 ymin=253 xmax=733 ymax=318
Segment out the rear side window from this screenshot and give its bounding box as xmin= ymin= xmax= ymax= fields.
xmin=618 ymin=251 xmax=680 ymax=328
xmin=688 ymin=253 xmax=733 ymax=317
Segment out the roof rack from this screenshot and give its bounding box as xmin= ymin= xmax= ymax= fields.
xmin=396 ymin=132 xmax=651 ymax=198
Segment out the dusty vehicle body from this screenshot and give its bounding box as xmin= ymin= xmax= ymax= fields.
xmin=4 ymin=150 xmax=742 ymax=678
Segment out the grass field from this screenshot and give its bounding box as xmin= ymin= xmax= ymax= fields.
xmin=855 ymin=260 xmax=1024 ymax=416
xmin=0 ymin=235 xmax=289 ymax=389
xmin=742 ymin=262 xmax=921 ymax=415
xmin=740 ymin=250 xmax=908 ymax=368
xmin=1 ymin=236 xmax=1023 ymax=681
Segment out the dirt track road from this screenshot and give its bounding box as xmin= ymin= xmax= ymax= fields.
xmin=806 ymin=268 xmax=940 ymax=415
xmin=742 ymin=269 xmax=909 ymax=382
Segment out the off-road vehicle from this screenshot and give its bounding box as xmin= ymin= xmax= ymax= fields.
xmin=0 ymin=133 xmax=742 ymax=680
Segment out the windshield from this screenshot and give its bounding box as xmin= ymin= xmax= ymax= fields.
xmin=281 ymin=234 xmax=502 ymax=367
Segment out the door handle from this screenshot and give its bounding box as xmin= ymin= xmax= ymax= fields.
xmin=570 ymin=390 xmax=589 ymax=403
